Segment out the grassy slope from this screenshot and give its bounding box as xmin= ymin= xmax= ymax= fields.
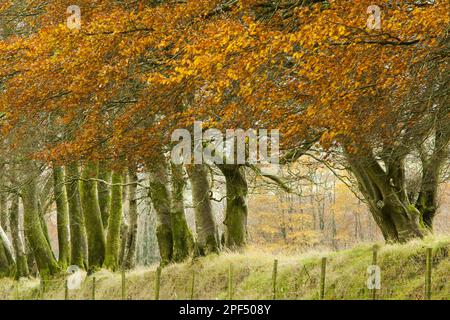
xmin=0 ymin=236 xmax=449 ymax=300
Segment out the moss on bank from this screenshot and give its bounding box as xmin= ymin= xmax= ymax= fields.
xmin=0 ymin=236 xmax=448 ymax=300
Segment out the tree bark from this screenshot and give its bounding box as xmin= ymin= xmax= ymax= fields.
xmin=80 ymin=162 xmax=106 ymax=270
xmin=0 ymin=193 xmax=7 ymax=233
xmin=21 ymin=164 xmax=60 ymax=277
xmin=348 ymin=153 xmax=426 ymax=243
xmin=170 ymin=163 xmax=195 ymax=262
xmin=98 ymin=161 xmax=111 ymax=228
xmin=25 ymin=237 xmax=37 ymax=277
xmin=37 ymin=198 xmax=53 ymax=257
xmin=123 ymin=165 xmax=138 ymax=270
xmin=104 ymin=171 xmax=123 ymax=270
xmin=218 ymin=164 xmax=248 ymax=249
xmin=187 ymin=164 xmax=220 ymax=255
xmin=65 ymin=163 xmax=88 ymax=269
xmin=416 ymin=125 xmax=450 ymax=230
xmin=9 ymin=192 xmax=29 ymax=278
xmin=119 ymin=223 xmax=128 ymax=267
xmin=147 ymin=156 xmax=173 ymax=266
xmin=53 ymin=166 xmax=70 ymax=267
xmin=0 ymin=225 xmax=15 ymax=277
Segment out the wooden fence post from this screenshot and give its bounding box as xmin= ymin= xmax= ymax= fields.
xmin=228 ymin=264 xmax=233 ymax=300
xmin=372 ymin=245 xmax=378 ymax=300
xmin=15 ymin=282 xmax=20 ymax=300
xmin=272 ymin=259 xmax=278 ymax=300
xmin=155 ymin=266 xmax=161 ymax=300
xmin=425 ymin=248 xmax=432 ymax=300
xmin=189 ymin=271 xmax=195 ymax=300
xmin=92 ymin=277 xmax=96 ymax=300
xmin=121 ymin=270 xmax=126 ymax=300
xmin=320 ymin=257 xmax=327 ymax=300
xmin=64 ymin=279 xmax=69 ymax=300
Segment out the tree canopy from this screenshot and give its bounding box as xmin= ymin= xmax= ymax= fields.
xmin=0 ymin=0 xmax=448 ymax=276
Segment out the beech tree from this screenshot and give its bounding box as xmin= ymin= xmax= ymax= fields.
xmin=122 ymin=165 xmax=139 ymax=269
xmin=218 ymin=164 xmax=249 ymax=249
xmin=0 ymin=0 xmax=448 ymax=280
xmin=65 ymin=163 xmax=88 ymax=269
xmin=104 ymin=171 xmax=123 ymax=270
xmin=80 ymin=163 xmax=106 ymax=270
xmin=187 ymin=164 xmax=220 ymax=255
xmin=53 ymin=166 xmax=70 ymax=267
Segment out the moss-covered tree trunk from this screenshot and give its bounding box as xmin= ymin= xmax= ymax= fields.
xmin=0 ymin=193 xmax=7 ymax=233
xmin=123 ymin=166 xmax=138 ymax=269
xmin=98 ymin=161 xmax=111 ymax=229
xmin=80 ymin=162 xmax=106 ymax=270
xmin=346 ymin=120 xmax=449 ymax=243
xmin=21 ymin=165 xmax=60 ymax=277
xmin=104 ymin=171 xmax=123 ymax=270
xmin=416 ymin=165 xmax=439 ymax=230
xmin=9 ymin=192 xmax=29 ymax=278
xmin=170 ymin=163 xmax=195 ymax=262
xmin=0 ymin=225 xmax=15 ymax=277
xmin=218 ymin=164 xmax=248 ymax=250
xmin=24 ymin=236 xmax=37 ymax=277
xmin=37 ymin=199 xmax=54 ymax=259
xmin=0 ymin=168 xmax=7 ymax=233
xmin=147 ymin=156 xmax=173 ymax=266
xmin=0 ymin=246 xmax=13 ymax=277
xmin=66 ymin=163 xmax=88 ymax=268
xmin=187 ymin=164 xmax=220 ymax=255
xmin=416 ymin=125 xmax=450 ymax=230
xmin=118 ymin=171 xmax=129 ymax=267
xmin=52 ymin=166 xmax=70 ymax=267
xmin=348 ymin=154 xmax=426 ymax=243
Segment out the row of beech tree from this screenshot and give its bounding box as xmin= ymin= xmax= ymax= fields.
xmin=0 ymin=0 xmax=449 ymax=278
xmin=0 ymin=149 xmax=255 ymax=277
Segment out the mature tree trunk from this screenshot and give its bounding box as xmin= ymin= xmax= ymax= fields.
xmin=25 ymin=237 xmax=37 ymax=277
xmin=218 ymin=164 xmax=248 ymax=249
xmin=80 ymin=162 xmax=106 ymax=270
xmin=416 ymin=165 xmax=439 ymax=230
xmin=0 ymin=225 xmax=15 ymax=277
xmin=118 ymin=171 xmax=129 ymax=267
xmin=0 ymin=245 xmax=12 ymax=277
xmin=186 ymin=164 xmax=220 ymax=255
xmin=0 ymin=193 xmax=7 ymax=233
xmin=9 ymin=192 xmax=29 ymax=278
xmin=346 ymin=112 xmax=449 ymax=243
xmin=348 ymin=153 xmax=426 ymax=243
xmin=123 ymin=166 xmax=138 ymax=269
xmin=37 ymin=199 xmax=53 ymax=257
xmin=0 ymin=164 xmax=7 ymax=232
xmin=137 ymin=203 xmax=159 ymax=266
xmin=104 ymin=171 xmax=123 ymax=270
xmin=416 ymin=126 xmax=450 ymax=230
xmin=66 ymin=163 xmax=88 ymax=268
xmin=170 ymin=163 xmax=195 ymax=262
xmin=53 ymin=166 xmax=70 ymax=267
xmin=147 ymin=156 xmax=173 ymax=266
xmin=21 ymin=165 xmax=60 ymax=277
xmin=98 ymin=161 xmax=111 ymax=228
xmin=0 ymin=166 xmax=14 ymax=278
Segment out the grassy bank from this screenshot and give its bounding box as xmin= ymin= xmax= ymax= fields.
xmin=0 ymin=236 xmax=449 ymax=300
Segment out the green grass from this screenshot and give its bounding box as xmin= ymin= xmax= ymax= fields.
xmin=0 ymin=236 xmax=449 ymax=300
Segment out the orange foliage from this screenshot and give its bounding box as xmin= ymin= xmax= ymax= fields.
xmin=0 ymin=0 xmax=448 ymax=165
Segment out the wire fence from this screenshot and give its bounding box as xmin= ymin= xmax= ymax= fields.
xmin=0 ymin=245 xmax=449 ymax=300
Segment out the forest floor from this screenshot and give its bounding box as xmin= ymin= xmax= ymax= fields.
xmin=0 ymin=236 xmax=449 ymax=300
